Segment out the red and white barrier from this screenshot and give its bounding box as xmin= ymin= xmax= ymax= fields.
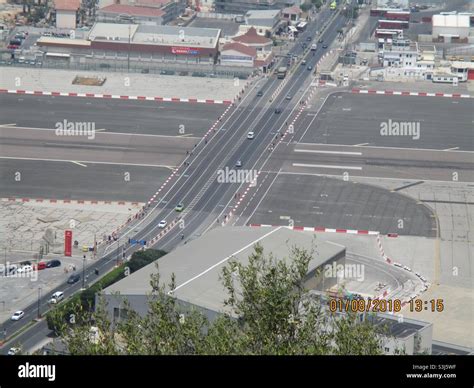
xmin=0 ymin=89 xmax=233 ymax=105
xmin=249 ymin=224 xmax=379 ymax=235
xmin=351 ymin=88 xmax=472 ymax=99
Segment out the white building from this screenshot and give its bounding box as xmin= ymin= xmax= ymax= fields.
xmin=382 ymin=39 xmax=418 ymax=67
xmin=244 ymin=9 xmax=281 ymax=35
xmin=432 ymin=13 xmax=473 ymax=42
xmin=54 ymin=0 xmax=80 ymax=30
xmin=220 ymin=42 xmax=256 ymax=67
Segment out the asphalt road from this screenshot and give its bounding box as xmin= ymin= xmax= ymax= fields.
xmin=0 ymin=96 xmax=226 ymax=137
xmin=0 ymin=5 xmax=353 ymax=352
xmin=300 ymin=93 xmax=474 ymax=151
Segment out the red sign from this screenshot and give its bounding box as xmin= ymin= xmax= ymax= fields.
xmin=171 ymin=46 xmax=199 ymax=55
xmin=64 ymin=230 xmax=72 ymax=257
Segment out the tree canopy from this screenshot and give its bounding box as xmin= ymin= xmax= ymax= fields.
xmin=53 ymin=244 xmax=385 ymax=355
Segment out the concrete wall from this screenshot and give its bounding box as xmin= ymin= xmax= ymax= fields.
xmin=56 ymin=10 xmax=77 ymax=30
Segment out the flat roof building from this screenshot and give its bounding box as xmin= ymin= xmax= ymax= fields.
xmin=100 ymin=226 xmax=346 ymax=322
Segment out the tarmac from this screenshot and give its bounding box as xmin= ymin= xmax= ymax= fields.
xmin=0 ymin=67 xmax=247 ymax=101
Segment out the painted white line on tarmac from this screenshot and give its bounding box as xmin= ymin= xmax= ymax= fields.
xmin=71 ymin=161 xmax=87 ymax=167
xmin=0 ymin=156 xmax=175 ymax=169
xmin=293 ymin=163 xmax=362 ymax=170
xmin=294 ymin=149 xmax=362 ymax=156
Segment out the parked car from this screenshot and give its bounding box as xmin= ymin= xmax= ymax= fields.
xmin=158 ymin=220 xmax=167 ymax=228
xmin=67 ymin=273 xmax=80 ymax=284
xmin=11 ymin=311 xmax=25 ymax=321
xmin=17 ymin=265 xmax=33 ymax=273
xmin=46 ymin=259 xmax=61 ymax=268
xmin=36 ymin=261 xmax=47 ymax=270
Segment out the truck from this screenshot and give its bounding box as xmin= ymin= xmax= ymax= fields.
xmin=311 ymin=43 xmax=317 ymax=51
xmin=277 ymin=66 xmax=287 ymax=79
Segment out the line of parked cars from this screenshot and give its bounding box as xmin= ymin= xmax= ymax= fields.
xmin=1 ymin=259 xmax=61 ymax=276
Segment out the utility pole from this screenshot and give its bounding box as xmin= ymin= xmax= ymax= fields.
xmin=82 ymin=254 xmax=86 ymax=289
xmin=37 ymin=287 xmax=42 ymax=319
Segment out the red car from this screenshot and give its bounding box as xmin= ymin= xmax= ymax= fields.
xmin=36 ymin=261 xmax=47 ymax=270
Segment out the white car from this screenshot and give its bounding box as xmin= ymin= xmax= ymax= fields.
xmin=247 ymin=131 xmax=255 ymax=140
xmin=11 ymin=311 xmax=25 ymax=321
xmin=158 ymin=220 xmax=167 ymax=228
xmin=393 ymin=262 xmax=402 ymax=268
xmin=403 ymin=266 xmax=412 ymax=272
xmin=17 ymin=265 xmax=33 ymax=273
xmin=7 ymin=347 xmax=20 ymax=355
xmin=49 ymin=291 xmax=64 ymax=304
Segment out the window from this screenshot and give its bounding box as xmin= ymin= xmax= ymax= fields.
xmin=384 ymin=347 xmax=390 ymax=352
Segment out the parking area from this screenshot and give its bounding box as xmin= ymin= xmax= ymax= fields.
xmin=300 ymin=93 xmax=473 ymax=151
xmin=0 ymin=199 xmax=142 ymax=323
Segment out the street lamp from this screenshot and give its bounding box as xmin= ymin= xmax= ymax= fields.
xmin=82 ymin=254 xmax=86 ymax=289
xmin=37 ymin=287 xmax=42 ymax=319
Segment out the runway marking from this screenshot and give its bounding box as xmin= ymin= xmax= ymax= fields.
xmin=0 ymin=156 xmax=175 ymax=169
xmin=443 ymin=147 xmax=459 ymax=151
xmin=265 ymin=170 xmax=474 ymax=185
xmin=0 ymin=126 xmax=200 ymax=139
xmin=293 ymin=163 xmax=362 ymax=170
xmin=71 ymin=161 xmax=87 ymax=167
xmin=294 ymin=149 xmax=362 ymax=156
xmin=354 ymin=143 xmax=369 ymax=146
xmin=296 ymin=142 xmax=474 ymax=154
xmin=43 ymin=142 xmax=136 ymax=150
xmin=393 ymin=181 xmax=424 ymax=192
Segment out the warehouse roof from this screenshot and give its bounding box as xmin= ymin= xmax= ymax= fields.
xmin=133 ymin=25 xmax=220 ymax=48
xmin=88 ymin=23 xmax=139 ymax=41
xmin=99 ymin=4 xmax=165 ymax=17
xmin=245 ymin=9 xmax=281 ymax=19
xmin=102 ymin=226 xmax=345 ymax=316
xmin=432 ymin=14 xmax=470 ymax=28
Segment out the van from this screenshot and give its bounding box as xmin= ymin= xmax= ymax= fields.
xmin=49 ymin=291 xmax=64 ymax=304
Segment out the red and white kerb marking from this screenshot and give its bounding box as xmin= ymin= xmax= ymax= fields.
xmin=0 ymin=89 xmax=233 ymax=104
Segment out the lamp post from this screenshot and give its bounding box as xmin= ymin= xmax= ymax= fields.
xmin=37 ymin=287 xmax=42 ymax=319
xmin=82 ymin=254 xmax=86 ymax=289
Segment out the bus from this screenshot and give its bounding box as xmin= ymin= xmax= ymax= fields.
xmin=277 ymin=66 xmax=287 ymax=79
xmin=296 ymin=21 xmax=308 ymax=32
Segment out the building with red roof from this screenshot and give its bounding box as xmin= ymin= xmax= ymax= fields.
xmin=54 ymin=0 xmax=80 ymax=29
xmin=97 ymin=4 xmax=165 ymax=25
xmin=231 ymin=27 xmax=273 ymax=52
xmin=220 ymin=41 xmax=257 ymax=67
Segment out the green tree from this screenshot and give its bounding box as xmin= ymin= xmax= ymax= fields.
xmin=56 ymin=245 xmax=385 ymax=355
